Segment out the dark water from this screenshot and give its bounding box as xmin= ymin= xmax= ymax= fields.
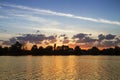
xmin=0 ymin=56 xmax=120 ymax=80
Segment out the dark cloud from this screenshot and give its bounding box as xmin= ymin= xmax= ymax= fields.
xmin=105 ymin=34 xmax=116 ymax=40
xmin=73 ymin=33 xmax=96 ymax=43
xmin=72 ymin=33 xmax=88 ymax=39
xmin=98 ymin=34 xmax=105 ymax=41
xmin=47 ymin=36 xmax=56 ymax=40
xmin=3 ymin=34 xmax=57 ymax=45
xmin=101 ymin=41 xmax=115 ymax=47
xmin=83 ymin=37 xmax=96 ymax=43
xmin=2 ymin=38 xmax=18 ymax=45
xmin=98 ymin=34 xmax=116 ymax=41
xmin=46 ymin=35 xmax=57 ymax=43
xmin=59 ymin=34 xmax=70 ymax=44
xmin=73 ymin=33 xmax=120 ymax=47
xmin=97 ymin=34 xmax=118 ymax=47
xmin=61 ymin=34 xmax=69 ymax=44
xmin=1 ymin=33 xmax=120 ymax=48
xmin=9 ymin=38 xmax=17 ymax=43
xmin=16 ymin=34 xmax=46 ymax=43
xmin=76 ymin=37 xmax=96 ymax=43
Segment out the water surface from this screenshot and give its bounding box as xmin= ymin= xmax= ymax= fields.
xmin=0 ymin=56 xmax=120 ymax=80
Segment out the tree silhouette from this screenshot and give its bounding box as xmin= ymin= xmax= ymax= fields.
xmin=10 ymin=41 xmax=22 ymax=55
xmin=0 ymin=46 xmax=3 ymax=55
xmin=0 ymin=41 xmax=120 ymax=56
xmin=38 ymin=46 xmax=44 ymax=55
xmin=45 ymin=46 xmax=53 ymax=55
xmin=54 ymin=43 xmax=56 ymax=51
xmin=74 ymin=46 xmax=81 ymax=55
xmin=115 ymin=46 xmax=120 ymax=55
xmin=31 ymin=45 xmax=38 ymax=55
xmin=88 ymin=47 xmax=99 ymax=55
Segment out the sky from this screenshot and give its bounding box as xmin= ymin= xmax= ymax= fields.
xmin=0 ymin=0 xmax=120 ymax=49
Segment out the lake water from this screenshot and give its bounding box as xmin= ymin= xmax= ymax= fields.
xmin=0 ymin=56 xmax=120 ymax=80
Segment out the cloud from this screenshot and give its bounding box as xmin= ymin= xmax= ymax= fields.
xmin=105 ymin=34 xmax=116 ymax=40
xmin=98 ymin=34 xmax=105 ymax=41
xmin=59 ymin=34 xmax=66 ymax=37
xmin=2 ymin=34 xmax=57 ymax=45
xmin=33 ymin=28 xmax=75 ymax=33
xmin=99 ymin=19 xmax=120 ymax=26
xmin=97 ymin=34 xmax=118 ymax=47
xmin=12 ymin=14 xmax=47 ymax=23
xmin=46 ymin=35 xmax=57 ymax=43
xmin=75 ymin=37 xmax=96 ymax=43
xmin=8 ymin=13 xmax=76 ymax=33
xmin=1 ymin=3 xmax=120 ymax=26
xmin=2 ymin=38 xmax=16 ymax=45
xmin=100 ymin=41 xmax=115 ymax=47
xmin=11 ymin=14 xmax=60 ymax=26
xmin=72 ymin=33 xmax=90 ymax=39
xmin=62 ymin=35 xmax=69 ymax=44
xmin=83 ymin=37 xmax=96 ymax=43
xmin=20 ymin=34 xmax=46 ymax=43
xmin=72 ymin=33 xmax=96 ymax=44
xmin=114 ymin=38 xmax=120 ymax=46
xmin=63 ymin=39 xmax=69 ymax=44
xmin=98 ymin=34 xmax=116 ymax=41
xmin=72 ymin=33 xmax=120 ymax=48
xmin=64 ymin=37 xmax=68 ymax=40
xmin=1 ymin=32 xmax=120 ymax=48
xmin=0 ymin=15 xmax=9 ymax=18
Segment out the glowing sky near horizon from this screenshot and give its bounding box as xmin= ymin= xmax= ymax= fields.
xmin=0 ymin=0 xmax=120 ymax=49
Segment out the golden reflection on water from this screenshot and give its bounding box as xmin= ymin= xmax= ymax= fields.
xmin=26 ymin=56 xmax=32 ymax=79
xmin=25 ymin=56 xmax=120 ymax=80
xmin=0 ymin=56 xmax=120 ymax=80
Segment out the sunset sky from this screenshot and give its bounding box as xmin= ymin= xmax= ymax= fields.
xmin=0 ymin=0 xmax=120 ymax=49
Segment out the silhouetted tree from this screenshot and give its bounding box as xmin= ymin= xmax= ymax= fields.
xmin=0 ymin=46 xmax=3 ymax=55
xmin=31 ymin=45 xmax=38 ymax=55
xmin=74 ymin=46 xmax=81 ymax=55
xmin=44 ymin=46 xmax=53 ymax=55
xmin=61 ymin=45 xmax=69 ymax=55
xmin=0 ymin=42 xmax=120 ymax=56
xmin=38 ymin=46 xmax=44 ymax=55
xmin=54 ymin=43 xmax=56 ymax=51
xmin=103 ymin=48 xmax=114 ymax=55
xmin=68 ymin=48 xmax=74 ymax=55
xmin=88 ymin=47 xmax=99 ymax=55
xmin=115 ymin=46 xmax=120 ymax=55
xmin=9 ymin=41 xmax=22 ymax=55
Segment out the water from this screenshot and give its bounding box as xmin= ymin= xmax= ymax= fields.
xmin=0 ymin=56 xmax=120 ymax=80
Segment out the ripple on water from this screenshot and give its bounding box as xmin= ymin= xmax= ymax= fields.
xmin=0 ymin=56 xmax=120 ymax=80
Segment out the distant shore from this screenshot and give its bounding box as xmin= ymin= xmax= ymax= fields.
xmin=0 ymin=41 xmax=120 ymax=56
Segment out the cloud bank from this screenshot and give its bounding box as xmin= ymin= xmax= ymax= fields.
xmin=2 ymin=33 xmax=120 ymax=49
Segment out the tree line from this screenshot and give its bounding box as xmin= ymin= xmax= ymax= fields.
xmin=0 ymin=41 xmax=120 ymax=56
